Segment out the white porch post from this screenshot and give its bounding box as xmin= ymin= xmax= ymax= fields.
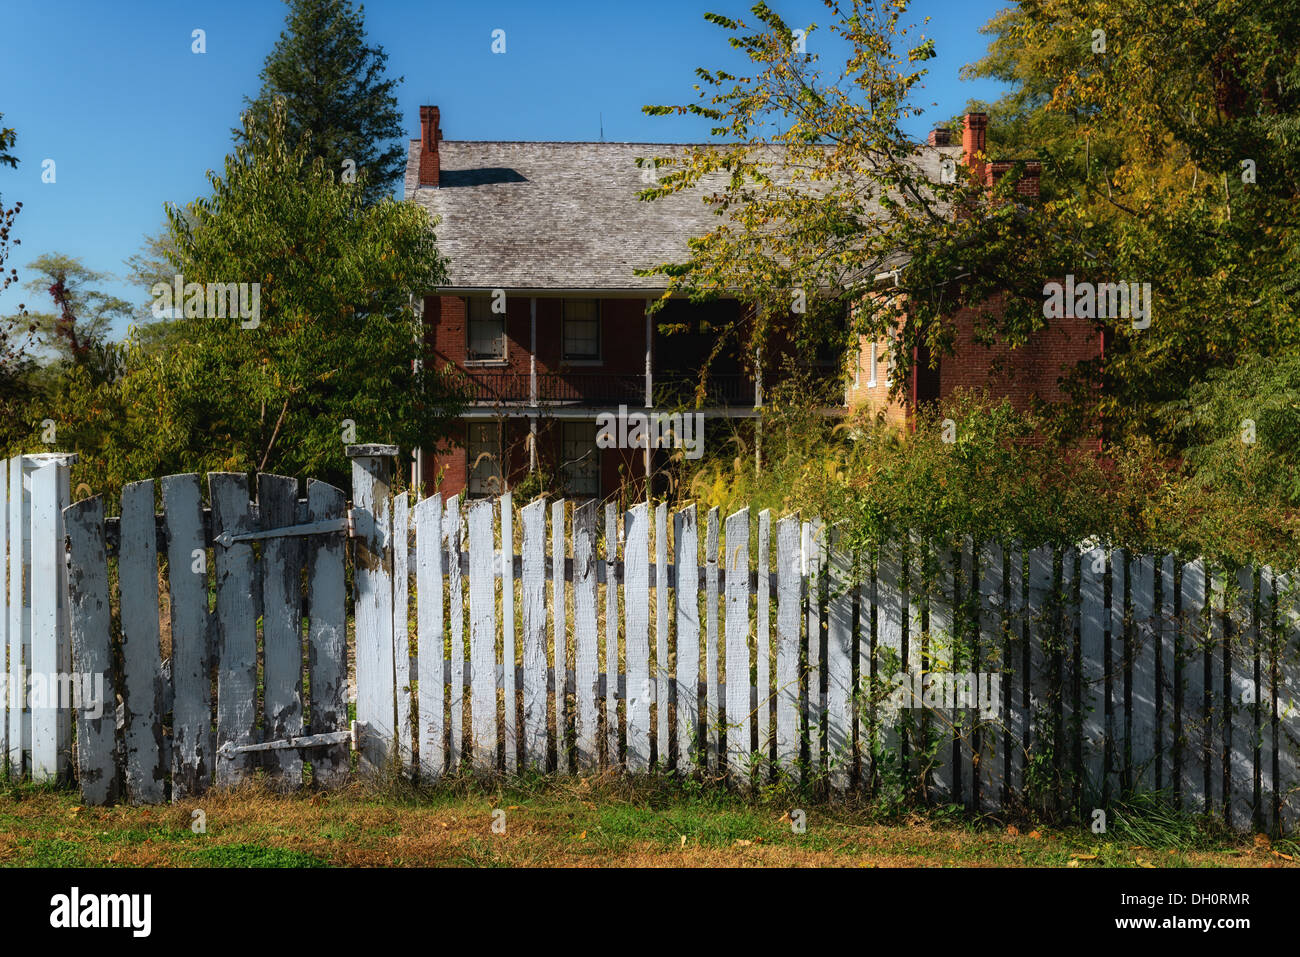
xmin=644 ymin=299 xmax=653 ymax=491
xmin=529 ymin=296 xmax=538 ymax=472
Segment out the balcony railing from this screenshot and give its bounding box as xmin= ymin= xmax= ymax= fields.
xmin=463 ymin=371 xmax=644 ymax=405
xmin=462 ymin=369 xmax=838 ymax=409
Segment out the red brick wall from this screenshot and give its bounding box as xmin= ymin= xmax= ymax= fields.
xmin=937 ymin=292 xmax=1101 ymax=411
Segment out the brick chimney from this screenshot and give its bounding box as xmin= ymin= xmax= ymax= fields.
xmin=986 ymin=159 xmax=1042 ymax=199
xmin=926 ymin=127 xmax=952 ymax=147
xmin=419 ymin=105 xmax=442 ymax=187
xmin=961 ymin=112 xmax=987 ymax=183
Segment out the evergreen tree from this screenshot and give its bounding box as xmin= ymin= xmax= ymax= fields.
xmin=239 ymin=0 xmax=407 ymax=205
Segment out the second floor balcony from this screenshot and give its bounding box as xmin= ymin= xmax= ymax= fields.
xmin=461 ymin=370 xmax=764 ymax=409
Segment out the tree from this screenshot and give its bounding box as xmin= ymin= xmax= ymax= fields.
xmin=18 ymin=253 xmax=129 ymax=374
xmin=0 ymin=114 xmax=35 ymax=443
xmin=239 ymin=0 xmax=407 ymax=205
xmin=961 ymin=0 xmax=1300 ymax=447
xmin=146 ymin=98 xmax=460 ymax=484
xmin=0 ymin=111 xmax=17 ymax=170
xmin=642 ymin=0 xmax=1299 ymax=456
xmin=638 ymin=1 xmax=1071 ymax=402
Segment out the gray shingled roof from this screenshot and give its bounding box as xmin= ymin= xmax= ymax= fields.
xmin=405 ymin=139 xmax=961 ymax=292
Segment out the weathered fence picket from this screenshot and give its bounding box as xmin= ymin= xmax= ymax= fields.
xmin=501 ymin=493 xmax=517 ymax=773
xmin=675 ymin=505 xmax=699 ymax=772
xmin=775 ymin=515 xmax=801 ymax=772
xmin=604 ymin=503 xmax=620 ymax=766
xmin=979 ymin=542 xmax=1005 ymax=811
xmin=704 ymin=507 xmax=719 ymax=771
xmin=826 ymin=526 xmax=853 ymax=793
xmin=393 ymin=492 xmax=413 ymax=772
xmin=118 ymin=480 xmax=165 ymax=803
xmin=162 ymin=473 xmax=211 ymax=798
xmin=307 ymin=479 xmax=349 ymax=788
xmin=30 ymin=461 xmax=71 ymax=782
xmin=573 ymin=501 xmax=599 ymax=769
xmin=351 ymin=449 xmax=396 ymax=773
xmin=63 ymin=497 xmax=117 ymax=803
xmin=552 ymin=499 xmax=568 ymax=772
xmin=469 ymin=498 xmax=497 ymax=772
xmin=521 ymin=499 xmax=546 ymax=770
xmin=444 ymin=496 xmax=464 ymax=773
xmin=415 ymin=494 xmax=444 ymax=782
xmin=624 ymin=503 xmax=650 ymax=772
xmin=261 ymin=473 xmax=304 ymax=786
xmin=724 ymin=507 xmax=750 ymax=778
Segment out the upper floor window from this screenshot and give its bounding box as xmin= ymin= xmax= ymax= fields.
xmin=467 ymin=296 xmax=506 ymax=361
xmin=562 ymin=299 xmax=600 ymax=361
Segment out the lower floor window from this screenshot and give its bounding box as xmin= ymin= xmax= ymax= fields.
xmin=560 ymin=420 xmax=599 ymax=497
xmin=467 ymin=422 xmax=503 ymax=496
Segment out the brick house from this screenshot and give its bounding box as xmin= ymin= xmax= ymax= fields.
xmin=846 ymin=114 xmax=1103 ymax=428
xmin=406 ymin=107 xmax=1101 ymax=497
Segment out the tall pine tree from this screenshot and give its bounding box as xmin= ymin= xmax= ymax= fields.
xmin=240 ymin=0 xmax=406 ymax=205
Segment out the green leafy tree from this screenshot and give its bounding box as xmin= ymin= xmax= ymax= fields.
xmin=961 ymin=0 xmax=1300 ymax=446
xmin=645 ymin=0 xmax=1299 ymax=458
xmin=155 ymin=98 xmax=459 ymax=483
xmin=34 ymin=100 xmax=462 ymax=497
xmin=0 ymin=115 xmax=35 ymax=442
xmin=639 ymin=1 xmax=1077 ymax=403
xmin=239 ymin=0 xmax=407 ymax=205
xmin=18 ymin=253 xmax=129 ymax=372
xmin=0 ymin=111 xmax=17 ymax=170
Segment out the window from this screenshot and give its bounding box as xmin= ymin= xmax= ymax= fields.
xmin=867 ymin=342 xmax=878 ymax=388
xmin=560 ymin=421 xmax=600 ymax=497
xmin=562 ymin=299 xmax=600 ymax=360
xmin=467 ymin=422 xmax=503 ymax=496
xmin=467 ymin=297 xmax=506 ymax=361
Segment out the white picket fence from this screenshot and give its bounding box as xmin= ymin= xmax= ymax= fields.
xmin=1 ymin=454 xmax=77 ymax=783
xmin=9 ymin=446 xmax=1300 ymax=831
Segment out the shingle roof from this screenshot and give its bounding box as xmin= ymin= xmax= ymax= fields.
xmin=405 ymin=139 xmax=961 ymax=292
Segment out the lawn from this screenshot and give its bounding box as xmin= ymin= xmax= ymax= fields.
xmin=0 ymin=775 xmax=1292 ymax=868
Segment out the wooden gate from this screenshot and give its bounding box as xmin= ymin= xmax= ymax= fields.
xmin=59 ymin=452 xmax=379 ymax=804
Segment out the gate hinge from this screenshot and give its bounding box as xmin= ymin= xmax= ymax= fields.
xmin=216 ymin=722 xmax=357 ymax=757
xmin=214 ymin=517 xmax=349 ymax=548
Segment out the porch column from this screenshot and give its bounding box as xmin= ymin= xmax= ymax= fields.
xmin=644 ymin=299 xmax=653 ymax=490
xmin=529 ymin=296 xmax=538 ymax=472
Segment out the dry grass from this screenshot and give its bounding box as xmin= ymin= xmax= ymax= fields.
xmin=0 ymin=777 xmax=1287 ymax=868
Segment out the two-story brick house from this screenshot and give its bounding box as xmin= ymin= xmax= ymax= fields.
xmin=406 ymin=107 xmax=1102 ymax=497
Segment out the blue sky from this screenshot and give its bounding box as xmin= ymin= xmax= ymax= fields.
xmin=0 ymin=0 xmax=1012 ymax=336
